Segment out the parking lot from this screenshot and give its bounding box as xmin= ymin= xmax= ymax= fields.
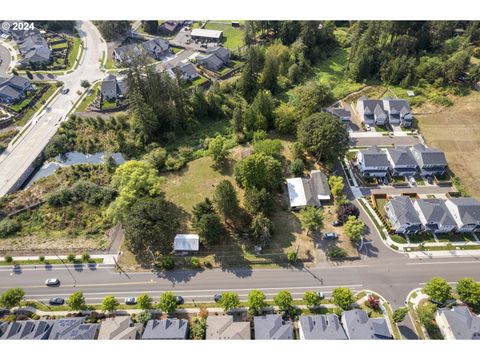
xmin=170 ymin=27 xmax=222 ymax=52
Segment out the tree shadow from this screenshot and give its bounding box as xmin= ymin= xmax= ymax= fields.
xmin=398 ymin=325 xmax=419 ymax=340
xmin=154 ymin=267 xmax=205 ymax=285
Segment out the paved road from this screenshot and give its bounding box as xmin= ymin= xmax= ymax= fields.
xmin=350 ymin=135 xmax=421 ymax=147
xmin=0 ymin=21 xmax=107 ymax=196
xmin=0 ymin=44 xmax=10 ymax=77
xmin=362 ymin=185 xmax=454 ymax=196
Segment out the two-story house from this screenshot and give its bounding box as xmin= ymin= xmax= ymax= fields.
xmin=413 ymin=199 xmax=457 ymax=234
xmin=410 ymin=144 xmax=448 ymax=176
xmin=445 ymin=197 xmax=480 ymax=233
xmin=141 ymin=37 xmax=170 ymax=60
xmin=385 ymin=196 xmax=423 ymax=234
xmin=383 ymin=98 xmax=413 ymax=127
xmin=356 ymin=98 xmax=388 ymax=126
xmin=385 ymin=147 xmax=418 ymax=177
xmin=357 ymin=146 xmax=390 ymax=178
xmin=0 ymin=75 xmax=34 ymax=104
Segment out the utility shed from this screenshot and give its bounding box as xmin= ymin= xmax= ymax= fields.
xmin=174 ymin=234 xmax=200 ymax=252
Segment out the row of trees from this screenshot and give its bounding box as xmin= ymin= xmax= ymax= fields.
xmin=423 ymin=276 xmax=480 ymax=307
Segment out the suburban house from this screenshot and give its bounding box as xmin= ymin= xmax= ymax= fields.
xmin=0 ymin=75 xmax=34 ymax=104
xmin=324 ymin=107 xmax=351 ymax=124
xmin=142 ymin=319 xmax=188 ymax=340
xmin=206 ymin=315 xmax=251 ymax=340
xmin=298 ymin=314 xmax=348 ymax=340
xmin=357 ymin=146 xmax=390 ymax=178
xmin=101 ymin=74 xmax=127 ymax=101
xmin=112 ymin=43 xmax=143 ymax=64
xmin=413 ymin=199 xmax=457 ymax=234
xmin=170 ymin=62 xmax=200 ymax=82
xmin=48 ymin=318 xmax=98 ymax=340
xmin=436 ymin=306 xmax=480 ymax=340
xmin=410 ymin=144 xmax=448 ymax=176
xmin=197 ymin=47 xmax=230 ymax=71
xmin=254 ymin=315 xmax=293 ymax=340
xmin=97 ymin=316 xmax=142 ymax=340
xmin=158 ymin=21 xmax=183 ymax=35
xmin=17 ymin=32 xmax=52 ymax=67
xmin=382 ymin=98 xmax=413 ymax=127
xmin=191 ymin=28 xmax=223 ymax=43
xmin=286 ymin=170 xmax=331 ymax=210
xmin=385 ymin=147 xmax=418 ymax=177
xmin=141 ymin=37 xmax=170 ymax=60
xmin=173 ymin=234 xmax=200 ymax=253
xmin=385 ymin=196 xmax=423 ymax=234
xmin=0 ymin=320 xmax=55 ymax=340
xmin=445 ymin=197 xmax=480 ymax=233
xmin=341 ymin=309 xmax=392 ymax=340
xmin=356 ymin=98 xmax=388 ymax=126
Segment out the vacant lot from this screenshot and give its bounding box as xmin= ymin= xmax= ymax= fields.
xmin=204 ymin=22 xmax=244 ymax=50
xmin=416 ymin=91 xmax=480 ymax=198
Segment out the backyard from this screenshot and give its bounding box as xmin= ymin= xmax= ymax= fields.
xmin=204 ymin=22 xmax=244 ymax=50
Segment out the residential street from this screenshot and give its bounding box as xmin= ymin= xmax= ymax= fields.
xmin=349 ymin=134 xmax=422 ymax=147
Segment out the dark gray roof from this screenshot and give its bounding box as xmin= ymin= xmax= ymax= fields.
xmin=114 ymin=44 xmax=142 ymax=60
xmin=48 ymin=317 xmax=98 ymax=340
xmin=176 ymin=62 xmax=199 ymax=78
xmin=359 ymin=146 xmax=389 ymax=167
xmin=386 ymin=147 xmax=417 ymax=167
xmin=361 ymin=100 xmax=385 ymax=115
xmin=310 ymin=170 xmax=331 ymax=197
xmin=254 ymin=314 xmax=293 ymax=340
xmin=415 ymin=199 xmax=456 ymax=227
xmin=411 ymin=144 xmax=447 ymax=167
xmin=198 ymin=53 xmax=224 ymax=69
xmin=142 ymin=319 xmax=188 ymax=340
xmin=0 ymin=320 xmax=55 ymax=340
xmin=342 ymin=309 xmax=392 ymax=340
xmin=0 ymin=75 xmax=31 ymax=100
xmin=385 ymin=99 xmax=411 ymax=115
xmin=448 ymin=198 xmax=480 ymax=225
xmin=101 ymin=74 xmax=119 ymax=96
xmin=142 ymin=37 xmax=169 ymax=54
xmin=437 ymin=306 xmax=480 ymax=340
xmin=387 ymin=196 xmax=422 ymax=225
xmin=159 ymin=21 xmax=181 ymax=33
xmin=299 ymin=314 xmax=348 ymax=340
xmin=205 ymin=47 xmax=230 ymax=63
xmin=325 ymin=107 xmax=351 ymax=118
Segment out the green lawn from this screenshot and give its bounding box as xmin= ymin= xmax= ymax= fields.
xmin=76 ymin=83 xmax=99 ymax=112
xmin=15 ymin=84 xmax=59 ymax=125
xmin=66 ymin=36 xmax=82 ymax=69
xmin=171 ymin=46 xmax=183 ymax=54
xmin=8 ymin=87 xmax=43 ymax=112
xmin=51 ymin=42 xmax=68 ymax=50
xmin=204 ymin=22 xmax=244 ymax=50
xmin=105 ymin=57 xmax=116 ymax=70
xmin=102 ymin=99 xmax=118 ymax=110
xmin=191 ymin=75 xmax=209 ymax=87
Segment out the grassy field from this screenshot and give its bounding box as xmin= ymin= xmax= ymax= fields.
xmin=416 ymin=91 xmax=480 ymax=198
xmin=15 ymin=83 xmax=59 ymax=126
xmin=76 ymin=83 xmax=99 ymax=112
xmin=66 ymin=36 xmax=82 ymax=69
xmin=204 ymin=22 xmax=244 ymax=50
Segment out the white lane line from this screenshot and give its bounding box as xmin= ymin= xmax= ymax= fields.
xmin=407 ymin=261 xmax=480 ymax=266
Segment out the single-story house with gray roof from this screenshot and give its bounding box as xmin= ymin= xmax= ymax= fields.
xmin=286 ymin=170 xmax=331 ymax=210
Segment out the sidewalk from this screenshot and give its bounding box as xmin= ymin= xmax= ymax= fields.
xmin=4 ymin=254 xmax=117 ymax=265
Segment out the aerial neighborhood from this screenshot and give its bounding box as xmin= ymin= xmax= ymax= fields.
xmin=0 ymin=18 xmax=480 ymax=343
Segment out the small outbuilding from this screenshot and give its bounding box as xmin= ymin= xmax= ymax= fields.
xmin=173 ymin=234 xmax=200 ymax=253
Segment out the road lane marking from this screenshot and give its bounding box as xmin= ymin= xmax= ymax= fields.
xmin=418 ymin=281 xmax=456 ymax=285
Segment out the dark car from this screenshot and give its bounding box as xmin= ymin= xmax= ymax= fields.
xmin=331 ymin=220 xmax=342 ymax=227
xmin=322 ymin=232 xmax=339 ymax=241
xmin=426 ymin=176 xmax=434 ymax=185
xmin=61 ymin=88 xmax=70 ymax=95
xmin=175 ymin=296 xmax=184 ymax=305
xmin=0 ymin=308 xmax=10 ymax=316
xmin=49 ymin=297 xmax=65 ymax=306
xmin=317 ymin=292 xmax=325 ymax=300
xmin=214 ymin=294 xmax=222 ymax=303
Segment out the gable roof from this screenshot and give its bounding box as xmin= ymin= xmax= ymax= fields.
xmin=142 ymin=37 xmax=169 ymax=54
xmin=191 ymin=28 xmax=223 ymax=39
xmin=0 ymin=320 xmax=54 ymax=340
xmin=437 ymin=306 xmax=480 ymax=339
xmin=342 ymin=309 xmax=392 ymax=340
xmin=254 ymin=314 xmax=293 ymax=340
xmin=361 ymin=99 xmax=384 ymax=115
xmin=411 ymin=144 xmax=447 ymax=167
xmin=386 ymin=147 xmax=417 ymax=167
xmin=198 ymin=53 xmax=224 ymax=69
xmin=176 ymin=62 xmax=199 ymax=78
xmin=310 ymin=170 xmax=331 ymax=199
xmin=325 ymin=107 xmax=351 ymax=118
xmin=48 ymin=318 xmax=97 ymax=340
xmin=387 ymin=196 xmax=422 ymax=225
xmin=415 ymin=199 xmax=456 ymax=227
xmin=299 ymin=314 xmax=348 ymax=340
xmin=447 ymin=198 xmax=480 ymax=225
xmin=287 ymin=171 xmax=331 ymax=208
xmin=383 ymin=99 xmax=411 ymax=115
xmin=142 ymin=319 xmax=188 ymax=339
xmin=206 ymin=315 xmax=251 ymax=340
xmin=98 ymin=316 xmax=141 ymax=340
xmin=205 ymin=47 xmax=230 ymax=62
xmin=359 ymin=146 xmax=389 ymax=168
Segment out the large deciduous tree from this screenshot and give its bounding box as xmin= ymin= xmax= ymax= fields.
xmin=344 ymin=216 xmax=366 ymax=242
xmin=299 ymin=206 xmax=323 ymax=236
xmin=332 ymin=287 xmax=354 ymax=310
xmin=424 ymin=277 xmax=452 ymax=305
xmin=456 ymin=278 xmax=480 ymax=307
xmin=234 ymin=153 xmax=283 ymax=192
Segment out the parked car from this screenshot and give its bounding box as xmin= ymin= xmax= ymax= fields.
xmin=365 ymin=124 xmax=371 ymax=131
xmin=214 ymin=294 xmax=222 ymax=303
xmin=45 ymin=278 xmax=60 ymax=286
xmin=331 ymin=220 xmax=342 ymax=227
xmin=317 ymin=292 xmax=325 ymax=300
xmin=426 ymin=176 xmax=434 ymax=185
xmin=175 ymin=296 xmax=184 ymax=305
xmin=322 ymin=232 xmax=339 ymax=241
xmin=409 ymin=177 xmax=416 ymax=186
xmin=124 ymin=297 xmax=137 ymax=305
xmin=61 ymin=88 xmax=70 ymax=95
xmin=49 ymin=297 xmax=65 ymax=306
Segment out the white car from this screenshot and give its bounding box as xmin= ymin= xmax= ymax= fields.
xmin=365 ymin=124 xmax=371 ymax=131
xmin=45 ymin=278 xmax=60 ymax=286
xmin=124 ymin=297 xmax=137 ymax=305
xmin=409 ymin=177 xmax=416 ymax=186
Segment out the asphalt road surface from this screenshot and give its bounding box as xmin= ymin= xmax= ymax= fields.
xmin=0 ymin=44 xmax=10 ymax=77
xmin=349 ymin=135 xmax=421 ymax=147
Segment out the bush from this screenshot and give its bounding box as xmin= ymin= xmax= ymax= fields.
xmin=289 ymin=159 xmax=305 ymax=176
xmin=0 ymin=219 xmax=21 ymax=238
xmin=138 ymin=309 xmax=152 ymax=325
xmin=38 ymin=256 xmax=45 ymax=262
xmin=4 ymin=255 xmax=13 ymax=263
xmin=365 ymin=294 xmax=380 ymax=310
xmin=190 ymin=317 xmax=207 ymax=340
xmin=81 ymin=252 xmax=90 ymax=263
xmin=393 ymin=307 xmax=409 ymax=323
xmin=287 ymin=251 xmax=297 ymax=263
xmin=327 ymin=246 xmax=347 ymax=259
xmin=190 ymin=257 xmax=201 ymax=268
xmin=159 ymin=256 xmax=174 ymax=270
xmin=67 ymin=253 xmax=76 ymax=263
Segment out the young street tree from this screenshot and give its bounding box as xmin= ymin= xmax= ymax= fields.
xmin=456 ymin=277 xmax=480 ymax=307
xmin=299 ymin=206 xmax=323 ymax=236
xmin=219 ymin=292 xmax=240 ymax=313
xmin=158 ymin=291 xmax=178 ymax=314
xmin=247 ymin=290 xmax=267 ymax=315
xmin=67 ymin=291 xmax=86 ymax=311
xmin=137 ymin=293 xmax=153 ymax=310
xmin=332 ymin=287 xmax=354 ymax=310
xmin=297 ymin=112 xmax=349 ymax=164
xmin=0 ymin=288 xmax=25 ymax=309
xmin=101 ymin=295 xmax=120 ymax=313
xmin=328 ymin=176 xmax=344 ymax=199
xmin=423 ymin=277 xmax=452 ymax=305
xmin=303 ymin=291 xmax=321 ymax=308
xmin=274 ymin=290 xmax=294 ymax=313
xmin=344 ymin=216 xmax=366 ymax=242
xmin=213 ymin=180 xmax=240 ymax=223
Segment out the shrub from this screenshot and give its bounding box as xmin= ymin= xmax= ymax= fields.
xmin=327 ymin=246 xmax=347 ymax=259
xmin=159 ymin=256 xmax=174 ymax=270
xmin=365 ymin=294 xmax=381 ymax=310
xmin=190 ymin=317 xmax=207 ymax=340
xmin=393 ymin=307 xmax=409 ymax=323
xmin=287 ymin=251 xmax=297 ymax=263
xmin=138 ymin=310 xmax=152 ymax=325
xmin=289 ymin=159 xmax=305 ymax=176
xmin=38 ymin=256 xmax=45 ymax=262
xmin=0 ymin=219 xmax=21 ymax=238
xmin=81 ymin=252 xmax=90 ymax=263
xmin=190 ymin=257 xmax=201 ymax=268
xmin=67 ymin=253 xmax=76 ymax=263
xmin=4 ymin=255 xmax=13 ymax=263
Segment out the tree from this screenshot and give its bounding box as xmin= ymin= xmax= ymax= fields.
xmin=253 ymin=139 xmax=283 ymax=159
xmin=274 ymin=103 xmax=297 ymax=135
xmin=299 ymin=206 xmax=323 ymax=235
xmin=344 ymin=216 xmax=366 ymax=242
xmin=138 ymin=309 xmax=152 ymax=325
xmin=142 ymin=20 xmax=159 ymax=34
xmin=274 ymin=290 xmax=294 ymax=313
xmin=191 ymin=198 xmax=224 ymax=245
xmin=67 ymin=253 xmax=76 ymax=263
xmin=0 ymin=288 xmax=25 ymax=309
xmin=261 ymin=51 xmax=279 ymax=94
xmin=247 ymin=290 xmax=267 ymax=315
xmin=123 ymin=197 xmax=180 ymax=258
xmin=393 ymin=307 xmax=409 ymax=323
xmin=208 ymin=135 xmax=229 ymax=167
xmin=239 ymin=46 xmax=264 ymax=101
xmin=190 ymin=317 xmax=207 ymax=340
xmin=81 ymin=252 xmax=90 ymax=263
xmin=101 ymin=295 xmax=119 ymax=312
xmin=366 ymin=294 xmax=380 ymax=310
xmin=337 ymin=202 xmax=360 ymax=223
xmin=95 ymin=21 xmax=132 ymax=41
xmin=244 ymin=187 xmax=273 ymax=216
xmin=289 ymin=159 xmax=305 ymax=176
xmin=297 ymin=112 xmax=349 ymax=164
xmin=0 ymin=219 xmax=21 ymax=237
xmin=137 ymin=293 xmax=153 ymax=310
xmin=67 ymin=291 xmax=86 ymax=311
xmin=250 ymin=213 xmax=273 ymax=246
xmin=251 ymin=90 xmax=276 ymax=130
xmin=423 ymin=277 xmax=452 ymax=305
xmin=303 ymin=291 xmax=321 ymax=308
xmin=158 ymin=291 xmax=178 ymax=314
xmin=328 ymin=176 xmax=344 ymax=199
xmin=219 ymin=292 xmax=240 ymax=313
xmin=417 ymin=302 xmax=437 ymax=328
xmin=456 ymin=278 xmax=480 ymax=306
xmin=143 ymin=147 xmax=167 ymax=171
xmin=291 ymin=81 xmax=333 ymax=119
xmin=212 ymin=180 xmax=239 ymax=223
xmin=80 ymin=80 xmax=90 ymax=88
xmin=332 ymin=287 xmax=354 ymax=310
xmin=234 ymin=153 xmax=283 ymax=192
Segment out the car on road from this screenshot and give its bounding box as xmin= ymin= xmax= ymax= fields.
xmin=331 ymin=220 xmax=342 ymax=227
xmin=175 ymin=296 xmax=184 ymax=305
xmin=365 ymin=124 xmax=371 ymax=131
xmin=124 ymin=297 xmax=137 ymax=305
xmin=45 ymin=278 xmax=60 ymax=286
xmin=322 ymin=232 xmax=339 ymax=241
xmin=49 ymin=297 xmax=65 ymax=306
xmin=214 ymin=294 xmax=222 ymax=303
xmin=61 ymin=88 xmax=70 ymax=95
